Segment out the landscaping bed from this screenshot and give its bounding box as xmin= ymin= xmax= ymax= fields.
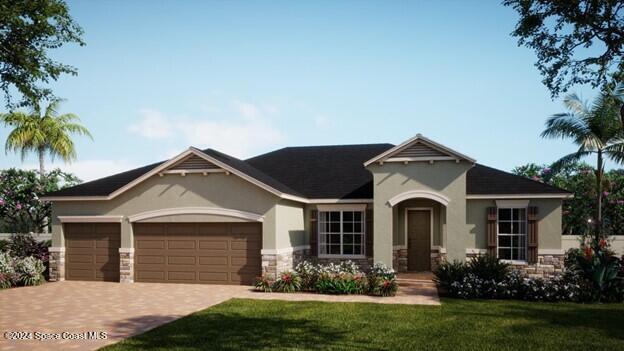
xmin=255 ymin=261 xmax=398 ymax=297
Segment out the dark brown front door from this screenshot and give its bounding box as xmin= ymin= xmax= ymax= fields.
xmin=407 ymin=210 xmax=431 ymax=272
xmin=65 ymin=223 xmax=121 ymax=282
xmin=133 ymin=222 xmax=261 ymax=285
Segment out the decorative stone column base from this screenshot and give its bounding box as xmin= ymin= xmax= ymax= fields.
xmin=48 ymin=247 xmax=65 ymax=281
xmin=465 ymin=250 xmax=565 ymax=279
xmin=430 ymin=247 xmax=447 ymax=271
xmin=392 ymin=247 xmax=408 ymax=272
xmin=119 ymin=248 xmax=135 ymax=283
xmin=261 ymin=246 xmax=309 ymax=280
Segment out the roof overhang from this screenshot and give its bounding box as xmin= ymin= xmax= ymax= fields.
xmin=41 ymin=147 xmax=310 ymax=204
xmin=364 ymin=134 xmax=476 ymax=167
xmin=466 ymin=194 xmax=573 ymax=199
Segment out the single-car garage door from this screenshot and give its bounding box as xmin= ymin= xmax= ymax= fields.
xmin=134 ymin=222 xmax=261 ymax=285
xmin=65 ymin=223 xmax=121 ymax=282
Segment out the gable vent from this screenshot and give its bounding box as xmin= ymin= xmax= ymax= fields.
xmin=392 ymin=143 xmax=448 ymax=158
xmin=169 ymin=155 xmax=220 ymax=170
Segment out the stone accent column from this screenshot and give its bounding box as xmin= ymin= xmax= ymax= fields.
xmin=430 ymin=247 xmax=446 ymax=271
xmin=48 ymin=247 xmax=65 ymax=281
xmin=520 ymin=254 xmax=565 ymax=278
xmin=392 ymin=246 xmax=408 ymax=272
xmin=261 ymin=246 xmax=309 ymax=280
xmin=119 ymin=248 xmax=135 ymax=283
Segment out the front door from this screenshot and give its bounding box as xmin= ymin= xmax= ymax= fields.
xmin=407 ymin=210 xmax=431 ymax=272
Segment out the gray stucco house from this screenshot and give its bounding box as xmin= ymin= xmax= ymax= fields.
xmin=43 ymin=134 xmax=572 ymax=284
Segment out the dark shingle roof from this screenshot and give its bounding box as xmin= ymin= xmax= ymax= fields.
xmin=44 ymin=161 xmax=164 ymax=197
xmin=246 ymin=144 xmax=395 ymax=199
xmin=466 ymin=164 xmax=569 ymax=195
xmin=44 ymin=144 xmax=570 ymax=199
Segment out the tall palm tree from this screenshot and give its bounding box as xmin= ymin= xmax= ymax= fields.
xmin=1 ymin=99 xmax=92 ymax=178
xmin=542 ymin=88 xmax=624 ymax=236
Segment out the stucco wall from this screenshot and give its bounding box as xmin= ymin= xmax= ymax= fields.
xmin=563 ymin=235 xmax=624 ymax=255
xmin=51 ymin=172 xmax=281 ymax=249
xmin=275 ymin=200 xmax=306 ymax=249
xmin=369 ymin=161 xmax=473 ymax=265
xmin=466 ymin=198 xmax=563 ymax=252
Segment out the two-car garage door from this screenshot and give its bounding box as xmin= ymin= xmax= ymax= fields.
xmin=65 ymin=222 xmax=262 ymax=285
xmin=134 ymin=222 xmax=262 ymax=285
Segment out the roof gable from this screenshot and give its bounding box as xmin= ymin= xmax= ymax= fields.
xmin=364 ymin=134 xmax=476 ymax=166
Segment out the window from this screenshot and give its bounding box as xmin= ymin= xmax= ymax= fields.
xmin=318 ymin=210 xmax=365 ymax=257
xmin=497 ymin=208 xmax=527 ymax=261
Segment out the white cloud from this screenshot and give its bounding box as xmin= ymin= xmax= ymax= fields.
xmin=128 ymin=109 xmax=172 ymax=139
xmin=130 ymin=101 xmax=284 ymax=158
xmin=23 ymin=160 xmax=138 ymax=182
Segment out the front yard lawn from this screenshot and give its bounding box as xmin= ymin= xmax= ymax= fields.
xmin=103 ymin=298 xmax=624 ymax=351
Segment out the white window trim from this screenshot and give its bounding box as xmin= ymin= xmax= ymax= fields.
xmin=317 ymin=209 xmax=366 ymax=259
xmin=496 ymin=205 xmax=528 ymax=263
xmin=404 ymin=208 xmax=435 ymax=251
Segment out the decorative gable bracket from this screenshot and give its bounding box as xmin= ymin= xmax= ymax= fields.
xmin=363 ymin=134 xmax=476 ymax=166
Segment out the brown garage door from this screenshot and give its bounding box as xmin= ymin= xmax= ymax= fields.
xmin=134 ymin=222 xmax=261 ymax=285
xmin=65 ymin=223 xmax=121 ymax=282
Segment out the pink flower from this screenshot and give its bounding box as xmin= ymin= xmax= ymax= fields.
xmin=543 ymin=168 xmax=551 ymax=174
xmin=617 ymin=200 xmax=624 ymax=205
xmin=15 ymin=203 xmax=22 ymax=210
xmin=603 ymin=191 xmax=610 ymax=197
xmin=0 ymin=198 xmax=4 ymax=206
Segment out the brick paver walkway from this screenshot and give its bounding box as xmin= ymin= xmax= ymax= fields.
xmin=0 ymin=279 xmax=439 ymax=351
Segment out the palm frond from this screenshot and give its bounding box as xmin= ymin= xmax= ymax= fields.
xmin=563 ymin=93 xmax=590 ymax=116
xmin=613 ymin=82 xmax=624 ymax=103
xmin=550 ymin=150 xmax=593 ymax=173
xmin=541 ymin=113 xmax=589 ymax=140
xmin=603 ymin=140 xmax=624 ymax=165
xmin=44 ymin=99 xmax=64 ymax=118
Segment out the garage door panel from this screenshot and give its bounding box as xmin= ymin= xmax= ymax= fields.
xmin=198 ymin=256 xmax=228 ymax=265
xmin=198 ymin=240 xmax=228 ymax=250
xmin=198 ymin=224 xmax=229 ymax=235
xmin=198 ymin=272 xmax=229 ymax=282
xmin=167 ymin=256 xmax=196 ymax=265
xmin=136 ymin=270 xmax=165 ymax=281
xmin=168 ymin=271 xmax=196 ymax=281
xmin=65 ymin=223 xmax=120 ymax=282
xmin=136 ymin=240 xmax=166 ymax=249
xmin=136 ymin=255 xmax=165 ymax=264
xmin=167 ymin=240 xmax=196 ymax=249
xmin=134 ymin=222 xmax=261 ymax=285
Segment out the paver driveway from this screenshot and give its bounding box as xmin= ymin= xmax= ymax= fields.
xmin=0 ymin=281 xmax=249 ymax=351
xmin=0 ymin=278 xmax=439 ymax=351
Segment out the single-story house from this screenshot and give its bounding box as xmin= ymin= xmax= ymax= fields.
xmin=43 ymin=134 xmax=572 ymax=284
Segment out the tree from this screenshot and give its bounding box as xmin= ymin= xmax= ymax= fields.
xmin=0 ymin=168 xmax=80 ymax=233
xmin=513 ymin=162 xmax=624 ymax=236
xmin=541 ymin=91 xmax=624 ymax=236
xmin=0 ymin=0 xmax=85 ymax=110
xmin=503 ymin=0 xmax=624 ymax=98
xmin=1 ymin=98 xmax=92 ymax=178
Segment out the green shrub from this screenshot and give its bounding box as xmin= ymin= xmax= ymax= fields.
xmin=467 ymin=255 xmax=510 ymax=281
xmin=294 ymin=261 xmax=317 ymax=291
xmin=315 ymin=273 xmax=367 ymax=295
xmin=368 ymin=275 xmax=398 ymax=297
xmin=254 ymin=276 xmax=274 ymax=293
xmin=0 ymin=252 xmax=16 ymax=289
xmin=15 ymin=256 xmax=45 ymax=286
xmin=0 ymin=239 xmax=9 ymax=252
xmin=433 ymin=260 xmax=466 ymax=291
xmin=273 ymin=271 xmax=302 ymax=293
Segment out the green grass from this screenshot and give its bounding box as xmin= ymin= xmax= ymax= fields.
xmin=102 ymin=298 xmax=624 ymax=351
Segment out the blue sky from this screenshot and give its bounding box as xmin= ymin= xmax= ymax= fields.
xmin=0 ymin=1 xmax=606 ymax=181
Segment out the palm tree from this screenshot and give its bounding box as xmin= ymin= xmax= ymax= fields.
xmin=542 ymin=88 xmax=624 ymax=236
xmin=1 ymin=99 xmax=92 ymax=178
